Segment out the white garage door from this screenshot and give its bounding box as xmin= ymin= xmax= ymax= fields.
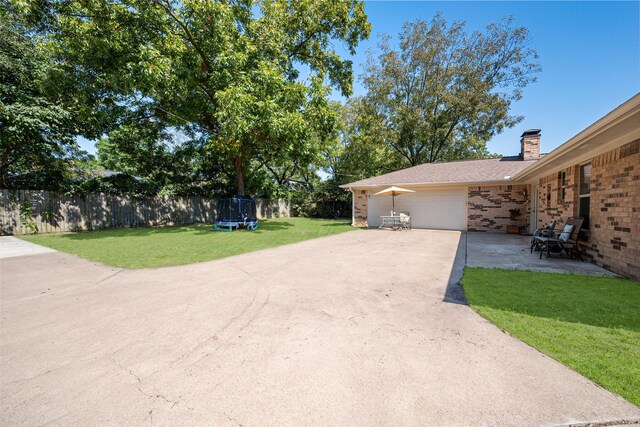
xmin=367 ymin=188 xmax=467 ymax=230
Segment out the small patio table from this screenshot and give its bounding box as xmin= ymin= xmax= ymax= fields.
xmin=379 ymin=215 xmax=402 ymax=230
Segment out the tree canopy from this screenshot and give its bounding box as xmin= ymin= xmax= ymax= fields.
xmin=0 ymin=6 xmax=79 ymax=188
xmin=328 ymin=98 xmax=403 ymax=184
xmin=359 ymin=14 xmax=540 ymax=167
xmin=19 ymin=0 xmax=371 ymax=194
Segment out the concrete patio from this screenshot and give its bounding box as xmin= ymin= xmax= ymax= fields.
xmin=466 ymin=232 xmax=619 ymax=276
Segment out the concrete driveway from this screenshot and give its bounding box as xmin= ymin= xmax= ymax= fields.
xmin=1 ymin=229 xmax=638 ymax=426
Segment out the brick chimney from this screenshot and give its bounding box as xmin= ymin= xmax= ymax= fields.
xmin=520 ymin=129 xmax=541 ymax=160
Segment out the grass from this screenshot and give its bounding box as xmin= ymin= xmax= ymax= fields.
xmin=20 ymin=218 xmax=353 ymax=269
xmin=461 ymin=267 xmax=640 ymax=407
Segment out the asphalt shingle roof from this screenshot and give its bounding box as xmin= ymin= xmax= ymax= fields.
xmin=341 ymin=156 xmax=539 ymax=188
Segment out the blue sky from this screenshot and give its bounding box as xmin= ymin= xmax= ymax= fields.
xmin=79 ymin=1 xmax=639 ymax=158
xmin=333 ymin=0 xmax=640 ymax=156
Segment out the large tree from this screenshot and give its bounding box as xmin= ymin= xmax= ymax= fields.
xmin=0 ymin=6 xmax=78 ymax=188
xmin=22 ymin=0 xmax=370 ymax=194
xmin=361 ymin=14 xmax=541 ymax=166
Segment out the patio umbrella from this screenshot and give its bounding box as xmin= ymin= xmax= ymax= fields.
xmin=373 ymin=186 xmax=415 ymax=214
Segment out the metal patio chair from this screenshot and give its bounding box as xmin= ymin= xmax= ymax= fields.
xmin=399 ymin=211 xmax=411 ymax=230
xmin=534 ymin=217 xmax=584 ymax=260
xmin=530 ymin=219 xmax=557 ymax=253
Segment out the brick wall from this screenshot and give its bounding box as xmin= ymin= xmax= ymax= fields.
xmin=353 ymin=190 xmax=368 ymax=227
xmin=537 ymin=166 xmax=578 ymax=228
xmin=467 ymin=185 xmax=530 ymax=232
xmin=535 ymin=140 xmax=640 ymax=281
xmin=581 ymin=140 xmax=640 ymax=280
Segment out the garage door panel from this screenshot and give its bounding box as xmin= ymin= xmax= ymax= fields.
xmin=368 ymin=189 xmax=466 ymax=230
xmin=367 ymin=196 xmax=392 ymax=227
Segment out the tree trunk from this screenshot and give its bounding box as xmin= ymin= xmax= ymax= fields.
xmin=234 ymin=155 xmax=245 ymax=195
xmin=0 ymin=147 xmax=9 ymax=188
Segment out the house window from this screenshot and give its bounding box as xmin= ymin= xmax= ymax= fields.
xmin=579 ymin=162 xmax=591 ymax=229
xmin=558 ymin=170 xmax=568 ymax=203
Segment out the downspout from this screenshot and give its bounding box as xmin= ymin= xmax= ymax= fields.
xmin=349 ymin=187 xmax=355 ymax=227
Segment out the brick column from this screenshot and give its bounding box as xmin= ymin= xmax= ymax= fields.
xmin=353 ymin=190 xmax=368 ymax=227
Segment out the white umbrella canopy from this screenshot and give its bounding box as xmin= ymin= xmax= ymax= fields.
xmin=373 ymin=186 xmax=415 ymax=214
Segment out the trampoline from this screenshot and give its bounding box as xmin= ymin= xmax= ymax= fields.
xmin=214 ymin=196 xmax=259 ymax=231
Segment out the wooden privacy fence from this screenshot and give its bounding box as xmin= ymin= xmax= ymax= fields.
xmin=0 ymin=190 xmax=290 ymax=235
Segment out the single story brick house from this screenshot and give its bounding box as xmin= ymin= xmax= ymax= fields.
xmin=340 ymin=93 xmax=640 ymax=280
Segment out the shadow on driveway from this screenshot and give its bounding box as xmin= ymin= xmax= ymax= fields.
xmin=443 ymin=231 xmax=468 ymax=305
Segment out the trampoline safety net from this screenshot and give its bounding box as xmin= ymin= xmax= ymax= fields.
xmin=214 ymin=196 xmax=258 ymax=230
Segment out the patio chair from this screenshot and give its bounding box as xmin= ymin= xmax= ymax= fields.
xmin=399 ymin=211 xmax=411 ymax=230
xmin=530 ymin=219 xmax=557 ymax=253
xmin=534 ymin=217 xmax=584 ymax=260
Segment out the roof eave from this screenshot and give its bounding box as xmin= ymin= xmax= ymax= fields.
xmin=340 ymin=178 xmax=521 ymax=189
xmin=512 ymin=92 xmax=640 ymax=181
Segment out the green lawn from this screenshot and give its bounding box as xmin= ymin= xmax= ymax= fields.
xmin=462 ymin=268 xmax=640 ymax=407
xmin=20 ymin=218 xmax=353 ymax=269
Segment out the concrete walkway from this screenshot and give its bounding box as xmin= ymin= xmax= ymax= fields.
xmin=1 ymin=229 xmax=638 ymax=426
xmin=0 ymin=236 xmax=56 ymax=259
xmin=466 ymin=232 xmax=619 ymax=276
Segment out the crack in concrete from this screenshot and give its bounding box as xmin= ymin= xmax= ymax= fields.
xmin=111 ymin=358 xmax=180 ymax=421
xmin=95 ymin=269 xmax=124 ymax=285
xmin=562 ymin=419 xmax=640 ymax=427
